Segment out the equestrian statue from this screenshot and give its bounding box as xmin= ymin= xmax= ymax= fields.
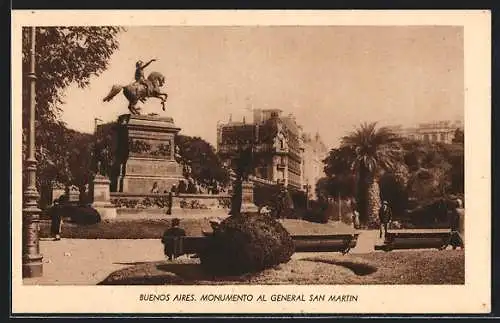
xmin=102 ymin=58 xmax=168 ymax=115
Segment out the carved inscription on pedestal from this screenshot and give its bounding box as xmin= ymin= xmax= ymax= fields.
xmin=126 ymin=159 xmax=181 ymax=177
xmin=128 ymin=138 xmax=172 ymax=159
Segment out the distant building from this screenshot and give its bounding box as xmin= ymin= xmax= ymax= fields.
xmin=217 ymin=109 xmax=305 ymax=191
xmin=387 ymin=120 xmax=463 ymax=144
xmin=301 ymin=132 xmax=328 ymax=200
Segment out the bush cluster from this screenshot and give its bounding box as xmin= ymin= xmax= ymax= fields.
xmin=179 ymin=199 xmax=209 ymax=209
xmin=111 ymin=196 xmax=171 ymax=209
xmin=48 ymin=204 xmax=101 ymax=225
xmin=199 ymin=214 xmax=295 ymax=275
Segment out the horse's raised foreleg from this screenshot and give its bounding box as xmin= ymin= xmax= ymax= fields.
xmin=159 ymin=92 xmax=168 ymax=100
xmin=152 ymin=93 xmax=168 ymax=111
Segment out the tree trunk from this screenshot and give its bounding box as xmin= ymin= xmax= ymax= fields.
xmin=366 ymin=174 xmax=382 ymax=228
xmin=356 ymin=167 xmax=369 ymax=226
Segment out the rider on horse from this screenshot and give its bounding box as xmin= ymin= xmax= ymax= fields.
xmin=103 ymin=59 xmax=167 ymax=115
xmin=135 ymin=59 xmax=157 ymax=96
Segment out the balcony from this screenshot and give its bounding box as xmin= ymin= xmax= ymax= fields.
xmin=277 ymin=162 xmax=286 ymax=169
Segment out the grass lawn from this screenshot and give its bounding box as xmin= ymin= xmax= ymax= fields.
xmin=39 ymin=218 xmax=213 ymax=239
xmin=98 ymin=250 xmax=464 ymax=285
xmin=39 ymin=218 xmax=355 ymax=239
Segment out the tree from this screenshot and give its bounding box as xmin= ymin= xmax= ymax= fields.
xmin=379 ymin=171 xmax=408 ymax=219
xmin=315 ymin=175 xmax=356 ymax=200
xmin=447 ymin=143 xmax=464 ymax=194
xmin=452 ymin=128 xmax=464 ymax=144
xmin=93 ymin=122 xmax=118 ymax=177
xmin=22 ymin=27 xmax=124 ymax=192
xmin=402 ymin=139 xmax=463 ymax=198
xmin=339 ymin=122 xmax=403 ymax=226
xmin=175 ymin=135 xmax=230 ymax=190
xmin=322 ymin=128 xmax=464 ymax=225
xmin=66 ymin=131 xmax=95 ymax=192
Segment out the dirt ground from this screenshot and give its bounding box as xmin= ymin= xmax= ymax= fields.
xmin=22 ymin=230 xmax=460 ymax=285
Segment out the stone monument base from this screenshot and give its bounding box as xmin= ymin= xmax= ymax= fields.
xmin=116 ymin=159 xmax=183 ymax=194
xmin=93 ymin=204 xmax=117 ymax=220
xmin=241 ymin=180 xmax=259 ymax=214
xmin=91 ymin=175 xmax=117 ymax=220
xmin=111 ymin=114 xmax=184 ymax=195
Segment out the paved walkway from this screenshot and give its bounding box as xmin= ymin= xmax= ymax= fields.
xmin=23 ymin=239 xmax=166 ymax=285
xmin=23 ymin=230 xmax=386 ymax=285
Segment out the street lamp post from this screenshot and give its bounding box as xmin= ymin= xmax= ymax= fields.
xmin=22 ymin=26 xmax=43 ymax=278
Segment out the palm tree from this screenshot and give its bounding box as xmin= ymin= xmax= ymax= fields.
xmin=341 ymin=122 xmax=403 ymax=226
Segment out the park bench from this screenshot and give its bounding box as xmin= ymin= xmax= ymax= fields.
xmin=164 ymin=236 xmax=208 ymax=259
xmin=374 ymin=229 xmax=451 ymax=252
xmin=163 ymin=233 xmax=360 ymax=259
xmin=292 ymin=233 xmax=359 ymax=255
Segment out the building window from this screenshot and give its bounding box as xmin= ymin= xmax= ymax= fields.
xmin=432 ymin=134 xmax=438 ymax=142
xmin=423 ymin=134 xmax=429 ymax=142
xmin=440 ymin=133 xmax=446 ymax=142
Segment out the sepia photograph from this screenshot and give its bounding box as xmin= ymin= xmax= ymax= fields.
xmin=11 ymin=10 xmax=490 ymax=314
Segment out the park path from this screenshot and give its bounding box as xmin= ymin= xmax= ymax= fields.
xmin=23 ymin=239 xmax=165 ymax=285
xmin=22 ymin=231 xmax=382 ymax=286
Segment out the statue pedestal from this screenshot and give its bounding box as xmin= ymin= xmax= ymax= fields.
xmin=240 ymin=180 xmax=259 ymax=214
xmin=112 ymin=114 xmax=184 ymax=194
xmin=92 ymin=175 xmax=116 ymax=220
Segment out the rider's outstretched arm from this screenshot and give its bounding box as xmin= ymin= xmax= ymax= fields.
xmin=142 ymin=59 xmax=157 ymax=69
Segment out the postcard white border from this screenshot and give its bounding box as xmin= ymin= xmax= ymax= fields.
xmin=11 ymin=10 xmax=491 ymax=314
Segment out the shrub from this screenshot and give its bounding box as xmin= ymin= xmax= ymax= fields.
xmin=111 ymin=198 xmax=139 ymax=208
xmin=199 ymin=214 xmax=295 ymax=275
xmin=217 ymin=197 xmax=231 ymax=209
xmin=179 ymin=199 xmax=209 ymax=209
xmin=277 ymin=207 xmax=302 ymax=219
xmin=65 ymin=205 xmax=102 ymax=225
xmin=407 ymin=198 xmax=450 ymax=228
xmin=302 ymin=200 xmax=329 ymax=223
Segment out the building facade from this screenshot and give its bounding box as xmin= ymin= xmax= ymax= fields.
xmin=301 ymin=132 xmax=328 ymax=200
xmin=387 ymin=120 xmax=463 ymax=144
xmin=217 ymin=109 xmax=305 ymax=191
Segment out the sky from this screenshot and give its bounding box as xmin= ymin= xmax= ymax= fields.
xmin=60 ymin=26 xmax=464 ymax=149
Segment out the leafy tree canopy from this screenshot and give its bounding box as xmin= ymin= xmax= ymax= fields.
xmin=340 ymin=122 xmax=403 ymax=175
xmin=176 ymin=135 xmax=230 ymax=189
xmin=452 ymin=128 xmax=464 ymax=144
xmin=321 ymin=124 xmax=464 ymax=220
xmin=22 ymin=27 xmax=123 ymax=125
xmin=22 ymin=27 xmax=124 ymax=190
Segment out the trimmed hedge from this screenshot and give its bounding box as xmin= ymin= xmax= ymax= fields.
xmin=47 ymin=205 xmax=102 ymax=225
xmin=405 ymin=198 xmax=453 ymax=228
xmin=199 ymin=214 xmax=295 ymax=275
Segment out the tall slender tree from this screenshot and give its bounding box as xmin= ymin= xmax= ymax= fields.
xmin=340 ymin=122 xmax=403 ymax=226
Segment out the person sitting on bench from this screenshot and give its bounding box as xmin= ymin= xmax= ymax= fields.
xmin=161 ymin=218 xmax=186 ymax=260
xmin=440 ymin=199 xmax=465 ymax=250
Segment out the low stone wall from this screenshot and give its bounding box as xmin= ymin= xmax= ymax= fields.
xmin=173 ymin=193 xmax=231 ymax=210
xmin=110 ymin=192 xmax=231 ymax=218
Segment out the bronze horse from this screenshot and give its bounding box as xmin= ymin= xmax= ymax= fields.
xmin=102 ymin=71 xmax=168 ymax=115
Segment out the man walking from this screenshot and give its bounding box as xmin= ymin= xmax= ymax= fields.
xmin=378 ymin=200 xmax=392 ymax=240
xmin=50 ymin=196 xmax=65 ymax=241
